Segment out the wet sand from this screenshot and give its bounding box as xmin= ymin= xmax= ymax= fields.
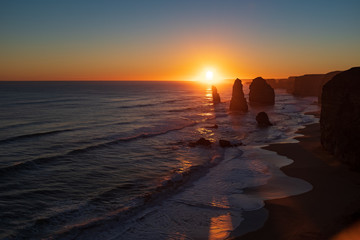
xmin=232 ymin=123 xmax=360 ymax=240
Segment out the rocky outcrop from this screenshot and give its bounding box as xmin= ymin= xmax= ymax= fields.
xmin=249 ymin=77 xmax=275 ymax=105
xmin=292 ymin=71 xmax=341 ymax=100
xmin=211 ymin=85 xmax=221 ymax=104
xmin=256 ymin=112 xmax=273 ymax=127
xmin=219 ymin=140 xmax=233 ymax=148
xmin=188 ymin=137 xmax=212 ymax=147
xmin=293 ymin=74 xmax=324 ymax=97
xmin=320 ymin=67 xmax=360 ymax=170
xmin=317 ymin=71 xmax=341 ymax=103
xmin=229 ymin=78 xmax=248 ymax=112
xmin=219 ymin=139 xmax=243 ymax=148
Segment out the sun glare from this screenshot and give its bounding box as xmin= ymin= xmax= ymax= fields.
xmin=194 ymin=68 xmax=222 ymax=85
xmin=206 ymin=71 xmax=214 ymax=81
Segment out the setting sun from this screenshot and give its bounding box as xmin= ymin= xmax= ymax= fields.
xmin=206 ymin=71 xmax=214 ymax=81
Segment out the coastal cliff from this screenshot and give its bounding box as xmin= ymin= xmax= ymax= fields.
xmin=292 ymin=71 xmax=341 ymax=100
xmin=320 ymin=67 xmax=360 ymax=170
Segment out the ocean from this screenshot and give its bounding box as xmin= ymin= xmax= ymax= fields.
xmin=0 ymin=81 xmax=319 ymax=240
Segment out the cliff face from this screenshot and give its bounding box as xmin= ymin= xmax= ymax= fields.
xmin=249 ymin=77 xmax=275 ymax=105
xmin=293 ymin=74 xmax=324 ymax=97
xmin=320 ymin=67 xmax=360 ymax=170
xmin=317 ymin=71 xmax=341 ymax=103
xmin=292 ymin=71 xmax=341 ymax=100
xmin=229 ymin=78 xmax=248 ymax=112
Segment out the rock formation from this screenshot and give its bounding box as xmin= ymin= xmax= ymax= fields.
xmin=249 ymin=77 xmax=275 ymax=105
xmin=219 ymin=139 xmax=233 ymax=148
xmin=320 ymin=67 xmax=360 ymax=170
xmin=229 ymin=78 xmax=248 ymax=112
xmin=317 ymin=71 xmax=341 ymax=103
xmin=219 ymin=139 xmax=243 ymax=148
xmin=211 ymin=85 xmax=221 ymax=104
xmin=292 ymin=71 xmax=341 ymax=100
xmin=256 ymin=112 xmax=273 ymax=127
xmin=188 ymin=137 xmax=212 ymax=147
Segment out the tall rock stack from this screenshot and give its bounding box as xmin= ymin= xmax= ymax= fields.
xmin=211 ymin=85 xmax=221 ymax=104
xmin=320 ymin=67 xmax=360 ymax=170
xmin=249 ymin=77 xmax=275 ymax=105
xmin=229 ymin=78 xmax=248 ymax=112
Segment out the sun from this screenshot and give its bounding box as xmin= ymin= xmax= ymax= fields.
xmin=206 ymin=71 xmax=214 ymax=81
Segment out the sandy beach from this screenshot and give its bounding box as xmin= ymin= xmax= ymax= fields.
xmin=232 ymin=122 xmax=360 ymax=240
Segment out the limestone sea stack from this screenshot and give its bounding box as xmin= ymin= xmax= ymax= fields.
xmin=229 ymin=78 xmax=248 ymax=112
xmin=256 ymin=112 xmax=273 ymax=127
xmin=249 ymin=77 xmax=275 ymax=105
xmin=211 ymin=85 xmax=221 ymax=104
xmin=320 ymin=67 xmax=360 ymax=170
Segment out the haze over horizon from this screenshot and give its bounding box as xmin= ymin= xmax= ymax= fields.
xmin=1 ymin=0 xmax=359 ymax=81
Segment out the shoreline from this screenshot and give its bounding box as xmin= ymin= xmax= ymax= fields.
xmin=231 ymin=122 xmax=360 ymax=240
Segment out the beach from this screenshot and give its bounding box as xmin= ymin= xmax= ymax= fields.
xmin=232 ymin=122 xmax=360 ymax=240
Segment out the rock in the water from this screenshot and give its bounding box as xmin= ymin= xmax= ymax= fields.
xmin=207 ymin=124 xmax=218 ymax=129
xmin=249 ymin=77 xmax=275 ymax=105
xmin=188 ymin=137 xmax=212 ymax=147
xmin=212 ymin=85 xmax=221 ymax=104
xmin=229 ymin=78 xmax=248 ymax=112
xmin=320 ymin=67 xmax=360 ymax=170
xmin=219 ymin=139 xmax=232 ymax=148
xmin=256 ymin=112 xmax=273 ymax=127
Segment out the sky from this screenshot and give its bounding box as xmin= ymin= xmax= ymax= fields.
xmin=1 ymin=0 xmax=359 ymax=81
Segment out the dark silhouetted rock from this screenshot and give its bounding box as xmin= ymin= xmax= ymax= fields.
xmin=219 ymin=139 xmax=243 ymax=148
xmin=188 ymin=137 xmax=212 ymax=147
xmin=207 ymin=124 xmax=218 ymax=129
xmin=320 ymin=67 xmax=360 ymax=170
xmin=317 ymin=71 xmax=341 ymax=103
xmin=219 ymin=139 xmax=232 ymax=148
xmin=256 ymin=112 xmax=273 ymax=127
xmin=212 ymin=85 xmax=221 ymax=104
xmin=249 ymin=77 xmax=275 ymax=105
xmin=292 ymin=71 xmax=341 ymax=100
xmin=229 ymin=78 xmax=248 ymax=112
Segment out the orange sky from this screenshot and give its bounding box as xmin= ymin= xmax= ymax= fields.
xmin=1 ymin=1 xmax=359 ymax=81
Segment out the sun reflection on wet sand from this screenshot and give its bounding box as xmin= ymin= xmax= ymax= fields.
xmin=208 ymin=197 xmax=233 ymax=240
xmin=209 ymin=212 xmax=233 ymax=240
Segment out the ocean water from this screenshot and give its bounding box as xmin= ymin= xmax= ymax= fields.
xmin=0 ymin=81 xmax=319 ymax=240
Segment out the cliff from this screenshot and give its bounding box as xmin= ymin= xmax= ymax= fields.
xmin=293 ymin=74 xmax=324 ymax=97
xmin=317 ymin=71 xmax=342 ymax=103
xmin=229 ymin=78 xmax=248 ymax=112
xmin=292 ymin=71 xmax=341 ymax=100
xmin=320 ymin=67 xmax=360 ymax=170
xmin=249 ymin=77 xmax=275 ymax=105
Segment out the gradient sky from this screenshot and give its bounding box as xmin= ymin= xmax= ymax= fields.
xmin=1 ymin=0 xmax=359 ymax=81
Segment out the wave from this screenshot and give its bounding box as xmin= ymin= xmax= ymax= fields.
xmin=0 ymin=129 xmax=75 ymax=144
xmin=15 ymin=153 xmax=229 ymax=240
xmin=0 ymin=122 xmax=197 ymax=176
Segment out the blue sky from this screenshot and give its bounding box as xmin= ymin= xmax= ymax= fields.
xmin=1 ymin=0 xmax=359 ymax=80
